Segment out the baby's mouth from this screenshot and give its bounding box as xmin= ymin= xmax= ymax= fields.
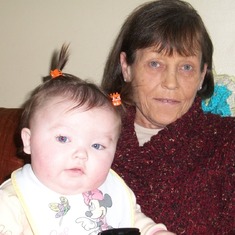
xmin=66 ymin=167 xmax=84 ymax=176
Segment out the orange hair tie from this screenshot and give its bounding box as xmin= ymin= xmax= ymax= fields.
xmin=50 ymin=69 xmax=63 ymax=79
xmin=110 ymin=92 xmax=122 ymax=106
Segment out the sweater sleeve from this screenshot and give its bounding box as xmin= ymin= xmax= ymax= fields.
xmin=0 ymin=179 xmax=30 ymax=235
xmin=129 ymin=188 xmax=168 ymax=235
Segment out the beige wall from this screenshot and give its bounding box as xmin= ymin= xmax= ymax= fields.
xmin=1 ymin=0 xmax=235 ymax=108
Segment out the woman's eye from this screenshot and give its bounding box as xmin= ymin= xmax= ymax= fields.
xmin=92 ymin=143 xmax=105 ymax=150
xmin=56 ymin=135 xmax=70 ymax=143
xmin=149 ymin=61 xmax=160 ymax=68
xmin=182 ymin=64 xmax=193 ymax=71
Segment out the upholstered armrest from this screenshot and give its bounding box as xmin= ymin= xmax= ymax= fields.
xmin=0 ymin=108 xmax=27 ymax=184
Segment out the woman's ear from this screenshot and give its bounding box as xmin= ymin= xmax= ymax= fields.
xmin=21 ymin=128 xmax=31 ymax=154
xmin=120 ymin=52 xmax=132 ymax=82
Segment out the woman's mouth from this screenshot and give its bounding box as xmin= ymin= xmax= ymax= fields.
xmin=155 ymin=98 xmax=180 ymax=104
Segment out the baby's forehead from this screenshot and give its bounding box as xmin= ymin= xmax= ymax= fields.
xmin=32 ymin=94 xmax=119 ymax=122
xmin=37 ymin=97 xmax=119 ymax=119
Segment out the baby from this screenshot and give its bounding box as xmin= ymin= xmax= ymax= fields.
xmin=0 ymin=44 xmax=174 ymax=235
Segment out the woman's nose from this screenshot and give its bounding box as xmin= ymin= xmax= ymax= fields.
xmin=162 ymin=69 xmax=179 ymax=90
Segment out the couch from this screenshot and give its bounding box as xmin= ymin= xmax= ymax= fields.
xmin=0 ymin=108 xmax=28 ymax=184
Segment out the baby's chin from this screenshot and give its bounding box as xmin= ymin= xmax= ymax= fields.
xmin=41 ymin=172 xmax=107 ymax=195
xmin=54 ymin=181 xmax=103 ymax=195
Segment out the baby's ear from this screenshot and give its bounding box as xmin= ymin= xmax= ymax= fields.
xmin=21 ymin=128 xmax=31 ymax=154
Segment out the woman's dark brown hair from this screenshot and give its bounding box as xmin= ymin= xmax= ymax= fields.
xmin=101 ymin=0 xmax=214 ymax=105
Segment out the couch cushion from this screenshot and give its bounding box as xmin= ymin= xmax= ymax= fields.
xmin=0 ymin=108 xmax=29 ymax=184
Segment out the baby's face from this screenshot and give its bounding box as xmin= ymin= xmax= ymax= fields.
xmin=21 ymin=98 xmax=120 ymax=195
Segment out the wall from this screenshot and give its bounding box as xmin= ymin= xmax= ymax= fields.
xmin=0 ymin=0 xmax=235 ymax=108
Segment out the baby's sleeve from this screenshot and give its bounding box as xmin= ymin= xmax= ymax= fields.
xmin=129 ymin=188 xmax=168 ymax=235
xmin=0 ymin=180 xmax=25 ymax=235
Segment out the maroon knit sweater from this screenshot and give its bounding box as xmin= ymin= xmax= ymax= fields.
xmin=112 ymin=97 xmax=235 ymax=235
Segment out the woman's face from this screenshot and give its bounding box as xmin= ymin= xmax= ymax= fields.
xmin=120 ymin=47 xmax=207 ymax=129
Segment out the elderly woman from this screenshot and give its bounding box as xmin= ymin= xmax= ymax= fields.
xmin=101 ymin=0 xmax=235 ymax=234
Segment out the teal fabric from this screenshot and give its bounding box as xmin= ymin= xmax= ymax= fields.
xmin=202 ymin=84 xmax=232 ymax=117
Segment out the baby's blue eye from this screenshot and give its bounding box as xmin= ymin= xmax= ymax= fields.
xmin=56 ymin=135 xmax=70 ymax=143
xmin=92 ymin=143 xmax=104 ymax=150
